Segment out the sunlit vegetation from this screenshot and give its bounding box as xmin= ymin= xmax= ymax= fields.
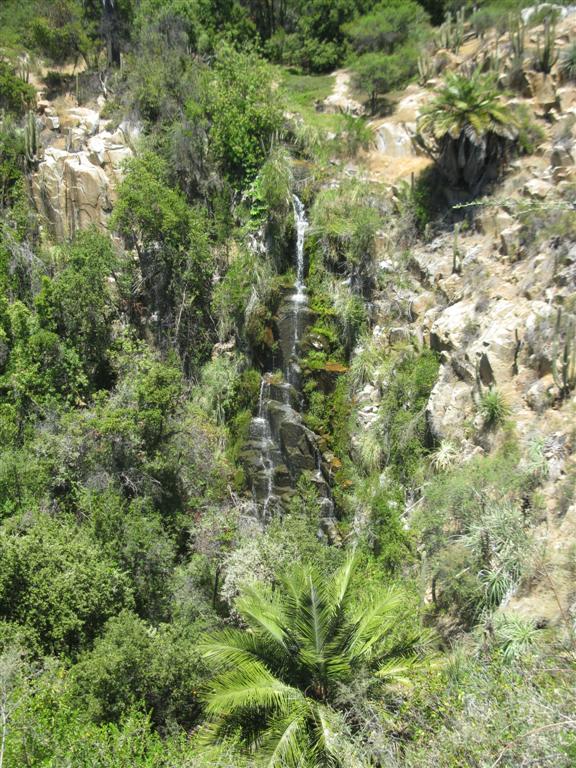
xmin=0 ymin=1 xmax=573 ymax=766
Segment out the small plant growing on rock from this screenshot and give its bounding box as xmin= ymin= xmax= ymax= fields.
xmin=559 ymin=42 xmax=576 ymax=82
xmin=430 ymin=440 xmax=459 ymax=473
xmin=534 ymin=19 xmax=558 ymax=75
xmin=490 ymin=613 xmax=539 ymax=661
xmin=479 ymin=388 xmax=510 ymax=428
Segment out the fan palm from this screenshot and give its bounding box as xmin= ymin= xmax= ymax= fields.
xmin=201 ymin=555 xmax=429 ymax=767
xmin=418 ymin=71 xmax=518 ymax=196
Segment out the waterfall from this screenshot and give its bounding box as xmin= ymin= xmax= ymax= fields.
xmin=286 ymin=195 xmax=308 ymax=386
xmin=293 ymin=194 xmax=307 ymax=293
xmin=241 ymin=195 xmax=334 ymax=524
xmin=253 ymin=380 xmax=275 ymax=518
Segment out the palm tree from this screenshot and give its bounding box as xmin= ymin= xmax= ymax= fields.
xmin=201 ymin=555 xmax=429 ymax=767
xmin=417 ymin=71 xmax=518 ymax=197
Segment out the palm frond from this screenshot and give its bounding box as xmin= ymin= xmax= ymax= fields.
xmin=330 ymin=553 xmax=357 ymax=613
xmin=201 ymin=628 xmax=267 ymax=669
xmin=204 ymin=660 xmax=304 ymax=716
xmin=376 ymin=655 xmax=427 ymax=685
xmin=344 ymin=588 xmax=404 ymax=662
xmin=310 ymin=703 xmax=353 ymax=767
xmin=236 ymin=582 xmax=290 ymax=649
xmin=295 ymin=574 xmax=333 ymax=672
xmin=258 ymin=701 xmax=312 ymax=768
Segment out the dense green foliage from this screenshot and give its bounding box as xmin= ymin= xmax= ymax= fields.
xmin=0 ymin=2 xmax=573 ymax=767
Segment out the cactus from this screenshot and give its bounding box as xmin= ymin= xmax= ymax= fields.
xmin=552 ymin=307 xmax=576 ymax=400
xmin=435 ymin=9 xmax=466 ymax=54
xmin=485 ymin=44 xmax=501 ymax=76
xmin=24 ymin=110 xmax=39 ymax=166
xmin=510 ymin=15 xmax=525 ymax=63
xmin=17 ymin=56 xmax=30 ymax=84
xmin=536 ymin=19 xmax=558 ymax=75
xmin=418 ymin=53 xmax=433 ymax=85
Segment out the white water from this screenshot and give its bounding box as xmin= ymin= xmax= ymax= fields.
xmin=287 ymin=195 xmax=309 ymax=384
xmin=293 ymin=194 xmax=308 ymax=295
xmin=248 ymin=196 xmax=313 ymax=516
xmin=254 ymin=379 xmax=275 ymax=517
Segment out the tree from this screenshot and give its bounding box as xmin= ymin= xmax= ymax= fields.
xmin=205 ymin=45 xmax=284 ymax=185
xmin=35 ymin=230 xmax=118 ymax=390
xmin=344 ymin=0 xmax=429 ymax=55
xmin=354 ymin=45 xmax=419 ymax=112
xmin=417 ymin=71 xmax=518 ymax=196
xmin=0 ymin=518 xmax=133 ymax=656
xmin=0 ymin=63 xmax=35 ymax=116
xmin=112 ymin=153 xmax=214 ymax=370
xmin=0 ymin=648 xmax=28 ymax=768
xmin=202 ymin=554 xmax=428 ymax=766
xmin=72 ymin=611 xmax=208 ymax=728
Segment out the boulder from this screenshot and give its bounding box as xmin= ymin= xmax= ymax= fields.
xmin=59 ymin=107 xmax=100 ymax=135
xmin=430 ymin=300 xmax=476 ymax=352
xmin=375 ymin=121 xmax=417 ymax=158
xmin=525 ymin=374 xmax=558 ymax=411
xmin=525 ymin=71 xmax=559 ymax=116
xmin=500 ymin=224 xmax=523 ymax=259
xmin=32 ymin=149 xmax=112 ymax=240
xmin=42 ymin=114 xmax=60 ymax=131
xmin=523 ymin=177 xmax=553 ymax=199
xmin=31 ymin=124 xmax=133 ymax=239
xmin=426 ymin=367 xmax=473 ymax=441
xmin=467 ymin=299 xmax=531 ymax=384
xmin=411 ymin=290 xmax=436 ymax=319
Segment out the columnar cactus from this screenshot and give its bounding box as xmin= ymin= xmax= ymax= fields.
xmin=552 ymin=307 xmax=576 ymax=400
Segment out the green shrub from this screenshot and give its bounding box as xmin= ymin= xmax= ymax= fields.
xmin=0 ymin=517 xmax=133 ymax=657
xmin=0 ymin=61 xmax=35 ymax=115
xmin=479 ymin=387 xmax=510 ymax=428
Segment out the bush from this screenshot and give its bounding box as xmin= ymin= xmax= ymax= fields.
xmin=72 ymin=610 xmax=209 ymax=728
xmin=204 ymin=45 xmax=284 ymax=186
xmin=0 ymin=61 xmax=35 ymax=115
xmin=0 ymin=517 xmax=133 ymax=656
xmin=479 ymin=387 xmax=510 ymax=428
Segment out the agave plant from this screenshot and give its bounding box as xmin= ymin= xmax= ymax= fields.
xmin=418 ymin=71 xmax=518 ymax=196
xmin=559 ymin=42 xmax=576 ymax=81
xmin=491 ymin=613 xmax=539 ymax=661
xmin=201 ymin=555 xmax=429 ymax=767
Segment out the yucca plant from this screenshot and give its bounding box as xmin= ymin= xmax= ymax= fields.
xmin=201 ymin=555 xmax=429 ymax=767
xmin=430 ymin=440 xmax=459 ymax=473
xmin=491 ymin=613 xmax=539 ymax=661
xmin=559 ymin=42 xmax=576 ymax=81
xmin=418 ymin=71 xmax=518 ymax=196
xmin=479 ymin=387 xmax=510 ymax=428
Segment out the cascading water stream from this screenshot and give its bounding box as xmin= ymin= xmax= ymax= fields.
xmin=286 ymin=195 xmax=308 ymax=387
xmin=253 ymin=379 xmax=275 ymax=517
xmin=243 ymin=195 xmax=334 ymax=524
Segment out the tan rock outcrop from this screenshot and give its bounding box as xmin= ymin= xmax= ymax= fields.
xmin=31 ymin=101 xmax=134 ymax=239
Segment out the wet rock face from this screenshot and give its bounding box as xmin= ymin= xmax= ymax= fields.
xmin=276 ymin=292 xmax=313 ymax=388
xmin=241 ymin=197 xmax=335 ymax=522
xmin=239 ymin=384 xmax=330 ymax=520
